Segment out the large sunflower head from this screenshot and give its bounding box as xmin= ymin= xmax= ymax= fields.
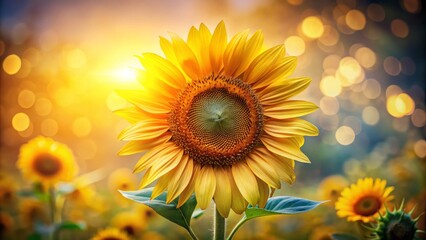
xmin=335 ymin=178 xmax=394 ymax=223
xmin=116 ymin=21 xmax=318 ymax=217
xmin=17 ymin=136 xmax=78 ymax=188
xmin=91 ymin=227 xmax=130 ymax=240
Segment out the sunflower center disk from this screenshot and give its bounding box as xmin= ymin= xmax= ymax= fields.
xmin=33 ymin=154 xmax=61 ymax=176
xmin=169 ymin=76 xmax=263 ymax=166
xmin=354 ymin=195 xmax=382 ymax=216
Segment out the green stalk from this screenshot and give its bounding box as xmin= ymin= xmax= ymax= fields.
xmin=48 ymin=187 xmax=56 ymax=240
xmin=214 ymin=204 xmax=226 ymax=240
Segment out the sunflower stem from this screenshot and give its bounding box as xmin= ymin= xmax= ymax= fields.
xmin=48 ymin=187 xmax=56 ymax=224
xmin=48 ymin=187 xmax=57 ymax=240
xmin=214 ymin=204 xmax=226 ymax=240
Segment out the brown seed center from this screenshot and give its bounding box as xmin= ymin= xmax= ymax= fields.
xmin=169 ymin=75 xmax=263 ymax=166
xmin=33 ymin=154 xmax=61 ymax=176
xmin=354 ymin=195 xmax=382 ymax=216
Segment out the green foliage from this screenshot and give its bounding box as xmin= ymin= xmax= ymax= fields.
xmin=56 ymin=221 xmax=86 ymax=231
xmin=245 ymin=196 xmax=324 ymax=220
xmin=119 ymin=188 xmax=197 ymax=232
xmin=228 ymin=196 xmax=324 ymax=239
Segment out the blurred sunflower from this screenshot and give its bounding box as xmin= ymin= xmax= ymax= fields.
xmin=318 ymin=175 xmax=349 ymax=203
xmin=91 ymin=227 xmax=130 ymax=240
xmin=108 ymin=168 xmax=137 ymax=206
xmin=112 ymin=211 xmax=146 ymax=237
xmin=0 ymin=212 xmax=14 ymax=237
xmin=335 ymin=178 xmax=394 ymax=223
xmin=141 ymin=231 xmax=165 ymax=240
xmin=17 ymin=136 xmax=78 ymax=188
xmin=0 ymin=175 xmax=17 ymax=207
xmin=308 ymin=226 xmax=334 ymax=240
xmin=136 ymin=204 xmax=156 ymax=221
xmin=19 ymin=198 xmax=48 ymax=229
xmin=67 ymin=178 xmax=97 ymax=207
xmin=117 ymin=21 xmax=318 ymax=217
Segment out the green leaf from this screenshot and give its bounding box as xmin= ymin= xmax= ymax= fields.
xmin=27 ymin=233 xmax=42 ymax=240
xmin=228 ymin=196 xmax=324 ymax=240
xmin=119 ymin=188 xmax=197 ymax=231
xmin=330 ymin=233 xmax=360 ymax=240
xmin=56 ymin=221 xmax=86 ymax=231
xmin=245 ymin=196 xmax=324 ymax=220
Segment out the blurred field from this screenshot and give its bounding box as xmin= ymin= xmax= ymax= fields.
xmin=1 ymin=0 xmax=425 ymax=239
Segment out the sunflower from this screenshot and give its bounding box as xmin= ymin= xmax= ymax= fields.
xmin=67 ymin=178 xmax=97 ymax=207
xmin=317 ymin=175 xmax=349 ymax=203
xmin=0 ymin=175 xmax=17 ymax=207
xmin=91 ymin=227 xmax=130 ymax=240
xmin=112 ymin=211 xmax=146 ymax=237
xmin=141 ymin=231 xmax=165 ymax=240
xmin=108 ymin=168 xmax=137 ymax=206
xmin=136 ymin=204 xmax=157 ymax=221
xmin=17 ymin=136 xmax=78 ymax=188
xmin=335 ymin=178 xmax=394 ymax=223
xmin=116 ymin=21 xmax=318 ymax=217
xmin=19 ymin=198 xmax=48 ymax=229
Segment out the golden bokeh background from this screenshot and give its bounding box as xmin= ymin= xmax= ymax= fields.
xmin=1 ymin=0 xmax=425 ymax=239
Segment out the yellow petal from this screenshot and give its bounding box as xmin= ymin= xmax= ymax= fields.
xmin=118 ymin=119 xmax=169 ymax=141
xmin=210 ymin=21 xmax=227 ymax=75
xmin=229 ymin=170 xmax=248 ymax=214
xmin=160 ymin=36 xmax=177 ymax=64
xmin=233 ymin=30 xmax=264 ymax=77
xmin=253 ymin=147 xmax=295 ymax=184
xmin=246 ymin=153 xmax=281 ymax=189
xmin=261 ymin=135 xmax=310 ymax=163
xmin=223 ymin=29 xmax=249 ymax=77
xmin=133 ymin=142 xmax=178 ymax=173
xmin=252 ymin=56 xmax=297 ymax=90
xmin=257 ymin=178 xmax=269 ymax=208
xmin=139 ymin=148 xmax=183 ymax=188
xmin=177 ymin=164 xmax=198 ymax=208
xmin=232 ymin=163 xmax=259 ymax=206
xmin=187 ymin=24 xmax=212 ymax=76
xmin=116 ymin=90 xmax=171 ymax=114
xmin=151 ymin=175 xmax=169 ymax=199
xmin=263 ymin=100 xmax=318 ymax=119
xmin=170 ymin=33 xmax=202 ymax=80
xmin=114 ymin=106 xmax=167 ymax=124
xmin=195 ymin=166 xmax=216 ymax=209
xmin=264 ymin=118 xmax=319 ymax=138
xmin=243 ymin=45 xmax=284 ymax=84
xmin=214 ymin=167 xmax=232 ymax=217
xmin=118 ymin=134 xmax=172 ymax=156
xmin=259 ymin=77 xmax=312 ymax=105
xmin=138 ymin=53 xmax=186 ymax=89
xmin=166 ymin=155 xmax=193 ymax=203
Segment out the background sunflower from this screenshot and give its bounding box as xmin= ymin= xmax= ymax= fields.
xmin=17 ymin=136 xmax=78 ymax=188
xmin=335 ymin=178 xmax=394 ymax=223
